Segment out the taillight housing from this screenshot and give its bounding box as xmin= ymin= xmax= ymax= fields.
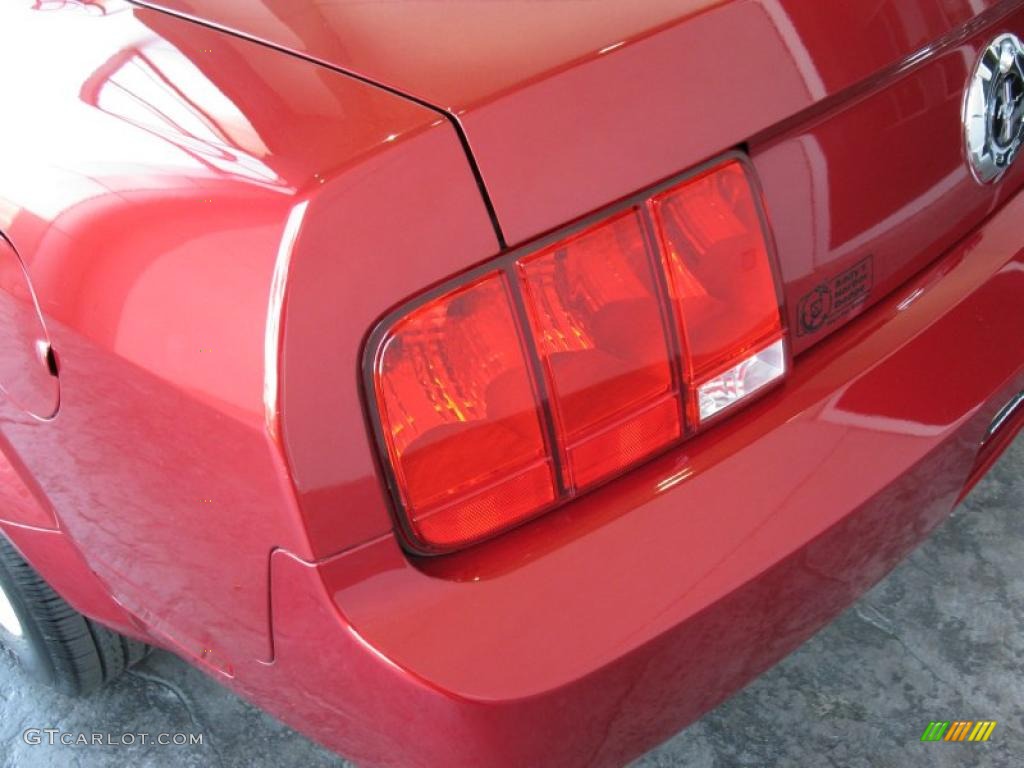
xmin=366 ymin=155 xmax=787 ymax=554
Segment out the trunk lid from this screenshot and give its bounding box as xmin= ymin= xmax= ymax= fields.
xmin=137 ymin=0 xmax=1024 ymax=349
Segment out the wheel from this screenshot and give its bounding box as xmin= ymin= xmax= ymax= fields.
xmin=0 ymin=534 xmax=149 ymax=695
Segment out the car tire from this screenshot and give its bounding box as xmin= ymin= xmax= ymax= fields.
xmin=0 ymin=534 xmax=149 ymax=695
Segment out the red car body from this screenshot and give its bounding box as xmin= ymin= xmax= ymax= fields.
xmin=1 ymin=0 xmax=1023 ymax=765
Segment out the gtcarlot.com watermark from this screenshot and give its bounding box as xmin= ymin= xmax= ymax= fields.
xmin=23 ymin=729 xmax=203 ymax=747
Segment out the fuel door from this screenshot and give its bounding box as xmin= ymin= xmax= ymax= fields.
xmin=0 ymin=234 xmax=59 ymax=419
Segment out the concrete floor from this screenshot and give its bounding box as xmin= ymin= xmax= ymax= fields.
xmin=1 ymin=436 xmax=1021 ymax=768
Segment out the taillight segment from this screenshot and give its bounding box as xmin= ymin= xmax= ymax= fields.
xmin=373 ymin=274 xmax=557 ymax=548
xmin=517 ymin=210 xmax=681 ymax=491
xmin=650 ymin=162 xmax=786 ymax=425
xmin=367 ymin=156 xmax=787 ymax=553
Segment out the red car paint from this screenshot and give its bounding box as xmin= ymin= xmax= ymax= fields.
xmin=0 ymin=0 xmax=1021 ymax=765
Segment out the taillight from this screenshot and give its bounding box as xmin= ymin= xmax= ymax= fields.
xmin=367 ymin=156 xmax=787 ymax=553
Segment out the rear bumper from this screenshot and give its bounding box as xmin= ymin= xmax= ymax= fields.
xmin=242 ymin=187 xmax=1024 ymax=767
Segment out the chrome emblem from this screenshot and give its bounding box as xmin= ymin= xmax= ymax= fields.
xmin=965 ymin=33 xmax=1024 ymax=183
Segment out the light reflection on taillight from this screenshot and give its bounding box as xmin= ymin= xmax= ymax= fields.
xmin=368 ymin=156 xmax=787 ymax=553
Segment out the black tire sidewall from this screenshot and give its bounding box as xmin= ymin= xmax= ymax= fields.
xmin=0 ymin=553 xmax=58 ymax=688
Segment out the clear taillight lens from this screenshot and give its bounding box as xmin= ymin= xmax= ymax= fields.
xmin=695 ymin=338 xmax=786 ymax=422
xmin=368 ymin=157 xmax=786 ymax=553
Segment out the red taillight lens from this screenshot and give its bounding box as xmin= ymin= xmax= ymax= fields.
xmin=368 ymin=156 xmax=786 ymax=553
xmin=651 ymin=162 xmax=785 ymax=425
xmin=517 ymin=210 xmax=681 ymax=490
xmin=373 ymin=273 xmax=556 ymax=549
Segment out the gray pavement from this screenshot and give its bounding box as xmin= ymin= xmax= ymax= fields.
xmin=1 ymin=435 xmax=1021 ymax=767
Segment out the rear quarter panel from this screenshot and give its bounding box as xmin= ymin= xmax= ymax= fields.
xmin=0 ymin=0 xmax=496 ymax=668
